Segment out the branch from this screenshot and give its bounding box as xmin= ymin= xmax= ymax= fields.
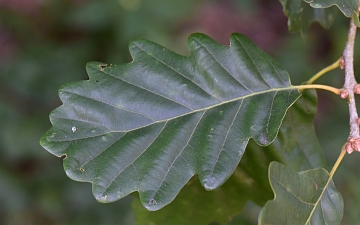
xmin=343 ymin=17 xmax=360 ymax=154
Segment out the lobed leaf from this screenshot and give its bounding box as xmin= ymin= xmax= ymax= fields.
xmin=258 ymin=162 xmax=343 ymax=225
xmin=131 ymin=90 xmax=327 ymax=225
xmin=266 ymin=89 xmax=327 ymax=171
xmin=279 ymin=0 xmax=337 ymax=36
xmin=40 ymin=33 xmax=301 ymax=210
xmin=303 ymin=0 xmax=360 ymax=27
xmin=132 ymin=173 xmax=253 ymax=225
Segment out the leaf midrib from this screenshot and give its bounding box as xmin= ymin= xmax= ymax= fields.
xmin=92 ymin=89 xmax=296 ymax=195
xmin=304 ymin=170 xmax=334 ymax=224
xmin=69 ymin=69 xmax=300 ymax=134
xmin=272 ymin=175 xmax=316 ymax=206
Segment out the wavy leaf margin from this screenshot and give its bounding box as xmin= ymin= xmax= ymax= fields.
xmin=40 ymin=33 xmax=301 ymax=210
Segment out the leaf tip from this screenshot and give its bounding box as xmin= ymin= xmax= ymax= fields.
xmin=86 ymin=61 xmax=102 ymax=70
xmin=95 ymin=194 xmax=110 ymax=203
xmin=39 ymin=129 xmax=55 ymax=152
xmin=144 ymin=198 xmax=161 ymax=211
xmin=202 ymin=175 xmax=221 ymax=190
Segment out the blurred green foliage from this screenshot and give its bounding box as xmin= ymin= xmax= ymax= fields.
xmin=1 ymin=0 xmax=360 ymax=224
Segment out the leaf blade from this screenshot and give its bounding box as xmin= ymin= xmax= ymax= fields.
xmin=279 ymin=0 xmax=338 ymax=36
xmin=269 ymin=90 xmax=327 ymax=171
xmin=131 ymin=90 xmax=327 ymax=225
xmin=303 ymin=0 xmax=360 ymax=27
xmin=40 ymin=33 xmax=301 ymax=210
xmin=303 ymin=0 xmax=358 ymax=18
xmin=258 ymin=162 xmax=343 ymax=225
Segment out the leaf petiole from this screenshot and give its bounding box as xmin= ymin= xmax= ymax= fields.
xmin=306 ymin=57 xmax=341 ymax=84
xmin=295 ymin=84 xmax=342 ymax=95
xmin=329 ymin=145 xmax=346 ymax=177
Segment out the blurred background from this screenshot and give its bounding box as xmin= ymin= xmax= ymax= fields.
xmin=1 ymin=0 xmax=360 ymax=224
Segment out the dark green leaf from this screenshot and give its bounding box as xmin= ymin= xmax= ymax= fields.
xmin=40 ymin=33 xmax=300 ymax=210
xmin=266 ymin=89 xmax=327 ymax=171
xmin=258 ymin=162 xmax=343 ymax=225
xmin=303 ymin=0 xmax=358 ymax=17
xmin=132 ymin=90 xmax=327 ymax=225
xmin=303 ymin=0 xmax=360 ymax=27
xmin=279 ymin=0 xmax=337 ymax=36
xmin=131 ymin=149 xmax=271 ymax=225
xmin=237 ymin=90 xmax=327 ymax=206
xmin=132 ymin=173 xmax=253 ymax=225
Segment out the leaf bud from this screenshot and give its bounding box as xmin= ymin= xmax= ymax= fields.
xmin=346 ymin=142 xmax=354 ymax=154
xmin=354 ymin=84 xmax=360 ymax=94
xmin=348 ymin=137 xmax=356 ymax=143
xmin=340 ymin=90 xmax=349 ymax=99
xmin=340 ymin=57 xmax=345 ymax=69
xmin=352 ymin=139 xmax=360 ymax=152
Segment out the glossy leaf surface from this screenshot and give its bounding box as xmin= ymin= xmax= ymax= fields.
xmin=303 ymin=0 xmax=360 ymax=26
xmin=132 ymin=90 xmax=326 ymax=225
xmin=259 ymin=162 xmax=343 ymax=225
xmin=304 ymin=0 xmax=360 ymax=26
xmin=132 ymin=173 xmax=253 ymax=225
xmin=40 ymin=33 xmax=300 ymax=210
xmin=268 ymin=90 xmax=327 ymax=171
xmin=279 ymin=0 xmax=337 ymax=36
